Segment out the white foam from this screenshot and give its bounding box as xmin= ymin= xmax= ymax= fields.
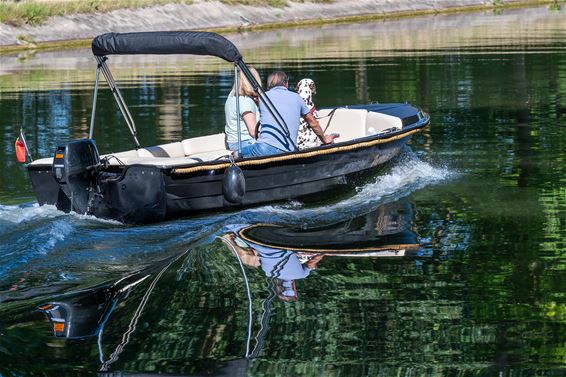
xmin=0 ymin=203 xmax=124 ymax=227
xmin=0 ymin=203 xmax=63 ymax=224
xmin=68 ymin=211 xmax=124 ymax=226
xmin=251 ymin=151 xmax=455 ymax=224
xmin=34 ymin=220 xmax=74 ymax=255
xmin=354 ymin=153 xmax=453 ymax=202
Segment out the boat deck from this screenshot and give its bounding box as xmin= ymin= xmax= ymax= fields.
xmin=28 ymin=108 xmax=404 ymax=168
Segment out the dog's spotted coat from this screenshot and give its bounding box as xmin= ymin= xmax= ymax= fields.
xmin=295 ymin=78 xmax=323 ymax=150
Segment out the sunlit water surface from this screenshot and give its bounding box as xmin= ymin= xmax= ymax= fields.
xmin=0 ymin=5 xmax=565 ymax=376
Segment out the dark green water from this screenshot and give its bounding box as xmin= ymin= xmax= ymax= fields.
xmin=0 ymin=6 xmax=565 ymax=376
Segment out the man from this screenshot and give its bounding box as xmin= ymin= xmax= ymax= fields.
xmin=241 ymin=71 xmax=338 ymax=158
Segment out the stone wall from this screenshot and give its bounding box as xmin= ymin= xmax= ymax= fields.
xmin=0 ymin=0 xmax=555 ymax=47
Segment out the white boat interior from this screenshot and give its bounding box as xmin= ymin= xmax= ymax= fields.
xmin=29 ymin=108 xmax=403 ymax=168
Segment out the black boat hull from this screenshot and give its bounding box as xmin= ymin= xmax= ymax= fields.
xmin=165 ymin=134 xmax=407 ymax=214
xmin=28 ymin=134 xmax=408 ymax=224
xmin=27 ymin=100 xmax=428 ymax=224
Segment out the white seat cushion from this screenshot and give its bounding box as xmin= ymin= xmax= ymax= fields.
xmin=182 ymin=133 xmax=226 ymax=156
xmin=137 ymin=142 xmax=185 ymax=158
xmin=318 ymin=108 xmax=368 ymax=142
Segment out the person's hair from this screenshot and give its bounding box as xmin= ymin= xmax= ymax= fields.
xmin=229 ymin=66 xmax=261 ymax=99
xmin=266 ymin=71 xmax=288 ymax=90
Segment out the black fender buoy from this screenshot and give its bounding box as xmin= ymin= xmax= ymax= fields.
xmin=223 ymin=163 xmax=245 ymax=203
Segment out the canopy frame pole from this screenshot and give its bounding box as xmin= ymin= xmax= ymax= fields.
xmin=89 ymin=65 xmax=101 ymax=139
xmin=95 ymin=56 xmax=141 ymax=149
xmin=19 ymin=128 xmax=33 ymax=162
xmin=237 ymin=60 xmax=297 ymax=152
xmin=235 ymin=64 xmax=242 ymax=156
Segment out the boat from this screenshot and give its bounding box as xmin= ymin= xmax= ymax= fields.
xmin=23 ymin=31 xmax=429 ymax=224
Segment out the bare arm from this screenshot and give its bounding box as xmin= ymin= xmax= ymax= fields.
xmin=303 ymin=112 xmax=339 ymax=144
xmin=242 ymin=111 xmax=257 ymax=138
xmin=304 ymin=254 xmax=325 ymax=269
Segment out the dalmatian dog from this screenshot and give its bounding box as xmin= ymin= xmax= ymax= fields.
xmin=295 ymin=78 xmax=323 ymax=150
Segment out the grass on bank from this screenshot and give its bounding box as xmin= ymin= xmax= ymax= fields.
xmin=0 ymin=0 xmax=335 ymax=27
xmin=0 ymin=0 xmax=194 ymax=26
xmin=219 ymin=0 xmax=334 ymax=7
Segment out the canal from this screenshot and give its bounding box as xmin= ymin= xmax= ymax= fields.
xmin=0 ymin=5 xmax=565 ymax=376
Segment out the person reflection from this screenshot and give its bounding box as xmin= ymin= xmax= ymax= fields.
xmin=221 ymin=231 xmax=324 ymax=301
xmin=220 ymin=200 xmax=420 ymax=301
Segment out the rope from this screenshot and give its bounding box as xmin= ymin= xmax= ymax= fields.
xmin=321 ymin=108 xmax=339 ymax=133
xmin=172 ymin=128 xmax=421 ymax=175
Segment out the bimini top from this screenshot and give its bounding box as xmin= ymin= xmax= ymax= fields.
xmin=92 ymin=31 xmax=242 ymax=62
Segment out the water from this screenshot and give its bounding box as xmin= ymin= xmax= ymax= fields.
xmin=1 ymin=5 xmax=565 ymax=376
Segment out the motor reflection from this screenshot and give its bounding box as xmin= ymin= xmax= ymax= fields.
xmin=37 ymin=251 xmax=187 ymax=371
xmin=38 ymin=272 xmax=150 ymax=339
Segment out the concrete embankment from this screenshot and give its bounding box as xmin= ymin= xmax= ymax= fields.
xmin=0 ymin=0 xmax=558 ymax=49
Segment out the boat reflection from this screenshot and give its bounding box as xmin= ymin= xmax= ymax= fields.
xmin=38 ymin=255 xmax=180 ymax=340
xmin=220 ymin=200 xmax=421 ymax=301
xmin=36 ymin=199 xmax=423 ymax=374
xmin=38 ymin=273 xmax=145 ymax=339
xmin=37 ymin=251 xmax=188 ymax=372
xmin=215 ymin=199 xmax=424 ymax=361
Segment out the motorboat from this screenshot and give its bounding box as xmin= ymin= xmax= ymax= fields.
xmin=23 ymin=31 xmax=429 ymax=224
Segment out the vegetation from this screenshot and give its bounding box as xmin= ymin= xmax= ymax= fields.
xmin=0 ymin=0 xmax=335 ymax=26
xmin=0 ymin=0 xmax=194 ymax=26
xmin=218 ymin=0 xmax=334 ymax=7
xmin=219 ymin=0 xmax=289 ymax=7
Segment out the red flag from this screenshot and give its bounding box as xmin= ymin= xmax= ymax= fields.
xmin=16 ymin=128 xmax=33 ymax=163
xmin=15 ymin=137 xmax=26 ymax=163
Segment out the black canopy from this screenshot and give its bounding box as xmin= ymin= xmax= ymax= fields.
xmin=92 ymin=31 xmax=242 ymax=62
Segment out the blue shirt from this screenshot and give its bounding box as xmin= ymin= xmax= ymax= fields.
xmin=258 ymin=86 xmax=310 ymax=152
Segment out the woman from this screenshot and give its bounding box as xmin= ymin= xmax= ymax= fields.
xmin=224 ymin=66 xmax=262 ymax=152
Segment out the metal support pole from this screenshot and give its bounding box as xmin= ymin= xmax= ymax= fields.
xmin=96 ymin=56 xmax=141 ymax=149
xmin=237 ymin=60 xmax=297 ymax=151
xmin=19 ymin=128 xmax=33 ymax=162
xmin=89 ymin=66 xmax=101 ymax=139
xmin=235 ymin=64 xmax=242 ymax=155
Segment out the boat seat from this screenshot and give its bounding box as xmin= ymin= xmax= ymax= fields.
xmin=317 ymin=108 xmax=402 ymax=141
xmin=182 ymin=133 xmax=226 ymax=155
xmin=107 ymin=156 xmax=202 ymax=167
xmin=365 ymin=111 xmax=402 ymax=134
xmin=318 ymin=108 xmax=368 ymax=142
xmin=28 ymin=157 xmax=54 ymax=166
xmin=105 ymin=135 xmax=227 ymax=166
xmin=72 ymin=134 xmax=223 ymax=166
xmin=137 ymin=142 xmax=185 ymax=158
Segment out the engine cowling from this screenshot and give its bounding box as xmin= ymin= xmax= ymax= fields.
xmin=52 ymin=139 xmax=100 ymax=214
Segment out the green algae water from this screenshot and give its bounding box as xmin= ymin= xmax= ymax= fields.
xmin=0 ymin=6 xmax=565 ymax=376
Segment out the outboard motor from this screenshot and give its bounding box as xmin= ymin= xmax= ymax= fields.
xmin=52 ymin=139 xmax=100 ymax=214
